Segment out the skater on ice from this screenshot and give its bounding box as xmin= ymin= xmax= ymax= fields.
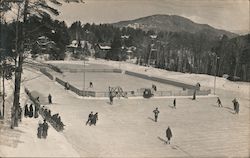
xmin=217 ymin=97 xmax=222 ymax=107
xmin=166 ymin=126 xmax=172 ymax=144
xmin=232 ymin=98 xmax=238 ymax=112
xmin=91 ymin=112 xmax=98 ymax=126
xmin=153 ymin=108 xmax=160 ymax=122
xmin=48 ymin=94 xmax=52 ymax=104
xmin=89 ymin=82 xmax=93 ymax=88
xmin=235 ymin=100 xmax=240 ymax=114
xmin=86 ymin=112 xmax=93 ymax=125
xmin=173 ymin=98 xmax=176 ymax=109
xmin=109 ymin=92 xmax=114 ymax=105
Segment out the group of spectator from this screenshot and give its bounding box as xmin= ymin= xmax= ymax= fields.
xmin=40 ymin=106 xmax=65 ymax=131
xmin=24 ymin=103 xmax=39 ymax=118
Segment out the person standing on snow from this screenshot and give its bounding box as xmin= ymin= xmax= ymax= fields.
xmin=217 ymin=97 xmax=223 ymax=107
xmin=42 ymin=120 xmax=49 ymax=139
xmin=86 ymin=111 xmax=93 ymax=125
xmin=153 ymin=108 xmax=160 ymax=122
xmin=29 ymin=104 xmax=34 ymax=118
xmin=91 ymin=112 xmax=98 ymax=126
xmin=173 ymin=98 xmax=176 ymax=109
xmin=37 ymin=120 xmax=43 ymax=139
xmin=48 ymin=94 xmax=52 ymax=104
xmin=24 ymin=104 xmax=29 ymax=117
xmin=166 ymin=126 xmax=172 ymax=144
xmin=235 ymin=100 xmax=240 ymax=114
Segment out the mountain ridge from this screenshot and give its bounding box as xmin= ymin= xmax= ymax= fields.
xmin=112 ymin=14 xmax=237 ymax=38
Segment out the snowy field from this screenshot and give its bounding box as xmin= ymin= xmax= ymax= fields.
xmin=0 ymin=59 xmax=249 ymax=157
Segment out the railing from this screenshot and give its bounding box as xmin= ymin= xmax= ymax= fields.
xmin=40 ymin=68 xmax=54 ymax=80
xmin=124 ymin=71 xmax=199 ymax=90
xmin=55 ymin=77 xmax=96 ymax=97
xmin=63 ymin=68 xmax=122 ymax=73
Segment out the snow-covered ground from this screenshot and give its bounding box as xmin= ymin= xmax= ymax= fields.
xmin=1 ymin=58 xmax=249 ymax=157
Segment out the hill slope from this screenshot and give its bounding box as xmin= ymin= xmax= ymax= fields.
xmin=113 ymin=14 xmax=237 ymax=38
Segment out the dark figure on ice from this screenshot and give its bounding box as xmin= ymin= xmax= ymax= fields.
xmin=173 ymin=98 xmax=176 ymax=109
xmin=192 ymin=90 xmax=196 ymax=100
xmin=89 ymin=82 xmax=93 ymax=88
xmin=24 ymin=104 xmax=29 ymax=117
xmin=37 ymin=121 xmax=43 ymax=139
xmin=42 ymin=120 xmax=49 ymax=139
xmin=34 ymin=104 xmax=39 ymax=118
xmin=29 ymin=104 xmax=34 ymax=118
xmin=166 ymin=126 xmax=172 ymax=144
xmin=91 ymin=112 xmax=98 ymax=126
xmin=48 ymin=94 xmax=52 ymax=104
xmin=152 ymin=84 xmax=157 ymax=91
xmin=109 ymin=92 xmax=114 ymax=105
xmin=232 ymin=98 xmax=238 ymax=112
xmin=217 ymin=97 xmax=222 ymax=107
xmin=234 ymin=99 xmax=240 ymax=114
xmin=153 ymin=108 xmax=160 ymax=122
xmin=86 ymin=112 xmax=93 ymax=125
xmin=36 ymin=97 xmax=40 ymax=102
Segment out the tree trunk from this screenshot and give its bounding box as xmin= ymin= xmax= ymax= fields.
xmin=2 ymin=68 xmax=5 ymax=118
xmin=12 ymin=0 xmax=29 ymax=128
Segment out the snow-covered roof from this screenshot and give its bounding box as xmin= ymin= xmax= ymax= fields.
xmin=99 ymin=45 xmax=111 ymax=50
xmin=150 ymin=35 xmax=157 ymax=39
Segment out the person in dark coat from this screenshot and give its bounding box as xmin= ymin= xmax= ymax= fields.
xmin=37 ymin=120 xmax=43 ymax=139
xmin=29 ymin=104 xmax=34 ymax=118
xmin=235 ymin=101 xmax=240 ymax=114
xmin=42 ymin=120 xmax=49 ymax=139
xmin=24 ymin=104 xmax=29 ymax=117
xmin=153 ymin=108 xmax=160 ymax=122
xmin=48 ymin=94 xmax=52 ymax=104
xmin=34 ymin=104 xmax=39 ymax=118
xmin=89 ymin=82 xmax=93 ymax=88
xmin=192 ymin=90 xmax=196 ymax=100
xmin=232 ymin=98 xmax=237 ymax=112
xmin=173 ymin=98 xmax=176 ymax=109
xmin=86 ymin=112 xmax=93 ymax=125
xmin=109 ymin=92 xmax=113 ymax=105
xmin=91 ymin=112 xmax=98 ymax=126
xmin=217 ymin=97 xmax=222 ymax=107
xmin=166 ymin=126 xmax=172 ymax=144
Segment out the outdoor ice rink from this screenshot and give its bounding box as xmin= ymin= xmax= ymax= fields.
xmin=15 ymin=63 xmax=250 ymax=157
xmin=48 ymin=62 xmax=183 ymax=92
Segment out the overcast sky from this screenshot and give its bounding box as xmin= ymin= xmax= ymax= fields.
xmin=53 ymin=0 xmax=249 ymax=34
xmin=4 ymin=0 xmax=242 ymax=34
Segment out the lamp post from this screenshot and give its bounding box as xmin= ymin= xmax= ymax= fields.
xmin=81 ymin=41 xmax=86 ymax=96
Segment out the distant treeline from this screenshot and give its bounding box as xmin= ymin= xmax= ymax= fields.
xmin=0 ymin=17 xmax=249 ymax=81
